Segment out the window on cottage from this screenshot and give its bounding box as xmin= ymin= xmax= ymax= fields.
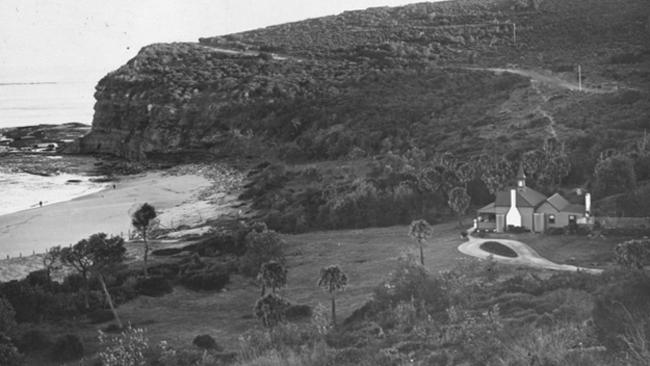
xmin=549 ymin=215 xmax=556 ymax=224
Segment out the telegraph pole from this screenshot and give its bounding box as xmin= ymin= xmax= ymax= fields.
xmin=578 ymin=64 xmax=582 ymax=91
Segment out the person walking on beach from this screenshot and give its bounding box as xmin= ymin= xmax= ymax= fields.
xmin=39 ymin=201 xmax=42 ymax=207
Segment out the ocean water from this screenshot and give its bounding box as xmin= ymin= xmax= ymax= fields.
xmin=0 ymin=81 xmax=96 ymax=128
xmin=0 ymin=169 xmax=107 ymax=216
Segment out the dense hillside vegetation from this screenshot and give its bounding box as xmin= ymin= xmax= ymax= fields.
xmin=78 ymin=0 xmax=650 ymax=230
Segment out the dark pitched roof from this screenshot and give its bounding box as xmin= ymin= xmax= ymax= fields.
xmin=494 ymin=187 xmax=547 ymax=208
xmin=546 ymin=193 xmax=570 ymax=211
xmin=562 ymin=203 xmax=586 ymax=213
xmin=477 ymin=202 xmax=496 ymax=213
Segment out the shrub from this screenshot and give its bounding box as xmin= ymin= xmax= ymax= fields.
xmin=373 ymin=261 xmax=449 ymax=313
xmin=87 ymin=309 xmax=115 ymax=324
xmin=180 ymin=267 xmax=230 ymax=291
xmin=254 ymin=294 xmax=291 ymax=328
xmin=61 ymin=273 xmax=86 ymax=293
xmin=506 ymin=225 xmax=529 ymax=234
xmin=592 ymin=273 xmax=650 ymax=351
xmin=151 ymin=248 xmax=183 ymax=256
xmin=545 ymin=227 xmax=565 ymax=235
xmin=239 ymin=229 xmax=285 ymax=277
xmin=16 ymin=329 xmax=52 ymax=354
xmin=615 ymin=239 xmax=650 ymax=270
xmin=193 ymin=334 xmax=221 ymax=350
xmin=51 ymin=334 xmax=84 ymax=362
xmin=135 ymin=277 xmax=173 ymax=297
xmin=25 ymin=269 xmax=53 ymax=289
xmin=0 ymin=335 xmax=22 ymax=366
xmin=147 ymin=262 xmax=181 ymax=278
xmin=98 ymin=325 xmax=149 ymax=366
xmin=0 ymin=298 xmax=16 ymax=334
xmin=285 ymin=304 xmax=313 ymax=321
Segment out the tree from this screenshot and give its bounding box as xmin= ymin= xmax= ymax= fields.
xmin=257 ymin=260 xmax=288 ymax=297
xmin=317 ymin=265 xmax=348 ymax=326
xmin=408 ymin=219 xmax=433 ymax=266
xmin=593 ymin=154 xmax=637 ymax=198
xmin=448 ymin=187 xmax=471 ymax=227
xmin=615 ymin=239 xmax=650 ymax=270
xmin=131 ymin=203 xmax=157 ymax=278
xmin=239 ymin=227 xmax=285 ymax=277
xmin=58 ymin=233 xmax=126 ymax=328
xmin=455 ymin=162 xmax=476 ymax=188
xmin=253 ymin=293 xmax=290 ymax=328
xmin=42 ymin=246 xmax=61 ymax=279
xmin=0 ymin=297 xmax=16 ymax=335
xmin=479 ymin=155 xmax=514 ymax=195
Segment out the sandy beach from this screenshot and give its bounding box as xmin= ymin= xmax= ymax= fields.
xmin=0 ymin=171 xmax=212 ymax=258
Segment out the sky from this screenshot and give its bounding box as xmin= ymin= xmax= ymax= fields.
xmin=0 ymin=0 xmax=433 ymax=83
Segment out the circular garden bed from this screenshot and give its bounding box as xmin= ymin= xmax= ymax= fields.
xmin=479 ymin=241 xmax=518 ymax=258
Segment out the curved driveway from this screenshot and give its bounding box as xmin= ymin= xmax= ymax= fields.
xmin=458 ymin=234 xmax=602 ymax=274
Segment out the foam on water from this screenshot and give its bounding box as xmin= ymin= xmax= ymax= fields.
xmin=0 ymin=172 xmax=107 ymax=216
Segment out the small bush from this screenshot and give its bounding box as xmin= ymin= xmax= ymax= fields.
xmin=87 ymin=309 xmax=115 ymax=324
xmin=0 ymin=298 xmax=16 ymax=334
xmin=285 ymin=304 xmax=313 ymax=321
xmin=180 ymin=268 xmax=230 ymax=291
xmin=545 ymin=227 xmax=565 ymax=235
xmin=16 ymin=329 xmax=52 ymax=354
xmin=193 ymin=334 xmax=221 ymax=350
xmin=254 ymin=294 xmax=291 ymax=328
xmin=147 ymin=263 xmax=181 ymax=278
xmin=25 ymin=269 xmax=53 ymax=289
xmin=0 ymin=335 xmax=23 ymax=366
xmin=51 ymin=334 xmax=84 ymax=362
xmin=592 ymin=273 xmax=650 ymax=351
xmin=506 ymin=225 xmax=529 ymax=233
xmin=98 ymin=326 xmax=149 ymax=366
xmin=151 ymin=248 xmax=183 ymax=256
xmin=135 ymin=277 xmax=173 ymax=297
xmin=239 ymin=229 xmax=285 ymax=277
xmin=373 ymin=261 xmax=449 ymax=313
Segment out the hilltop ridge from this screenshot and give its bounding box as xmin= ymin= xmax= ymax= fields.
xmin=79 ymin=0 xmax=649 ymax=160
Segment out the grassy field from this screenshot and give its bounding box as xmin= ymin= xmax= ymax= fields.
xmin=23 ymin=220 xmax=627 ymax=365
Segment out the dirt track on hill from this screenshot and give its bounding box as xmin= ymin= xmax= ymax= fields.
xmin=466 ymin=67 xmax=619 ymax=93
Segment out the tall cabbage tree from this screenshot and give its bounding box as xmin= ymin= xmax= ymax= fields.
xmin=408 ymin=219 xmax=433 ymax=266
xmin=317 ymin=265 xmax=348 ymax=326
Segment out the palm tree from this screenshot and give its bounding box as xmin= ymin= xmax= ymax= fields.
xmin=408 ymin=219 xmax=433 ymax=266
xmin=131 ymin=203 xmax=157 ymax=277
xmin=317 ymin=265 xmax=348 ymax=326
xmin=257 ymin=260 xmax=288 ymax=296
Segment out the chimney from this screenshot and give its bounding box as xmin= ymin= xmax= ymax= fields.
xmin=506 ymin=188 xmax=522 ymax=227
xmin=585 ymin=193 xmax=591 ymax=216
